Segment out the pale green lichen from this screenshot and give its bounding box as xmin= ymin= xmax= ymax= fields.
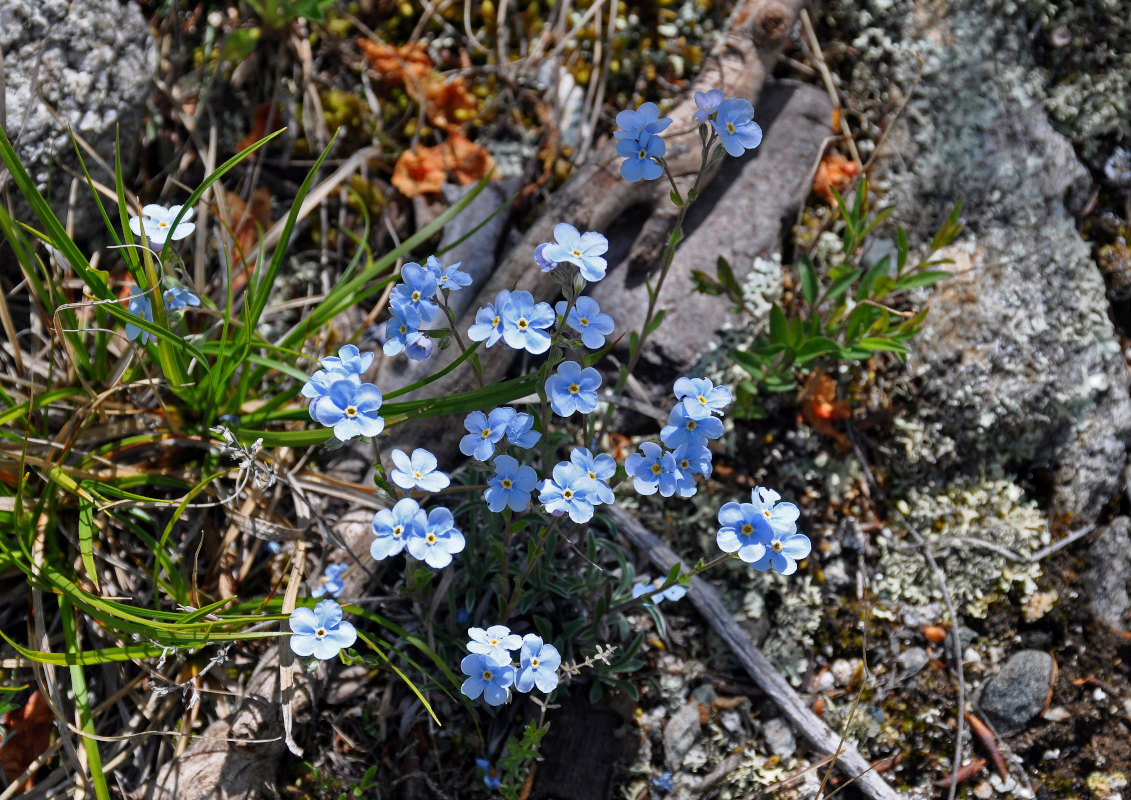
xmin=874 ymin=476 xmax=1049 ymax=618
xmin=741 ymin=573 xmax=824 ymax=686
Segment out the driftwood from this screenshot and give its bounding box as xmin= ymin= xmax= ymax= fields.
xmin=380 ymin=0 xmax=805 ymax=455
xmin=609 ymin=507 xmax=902 ymax=800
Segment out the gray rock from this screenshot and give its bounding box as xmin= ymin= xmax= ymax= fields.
xmin=587 ymin=79 xmax=832 ymax=378
xmin=882 ymin=1 xmax=1131 ymax=525
xmin=975 ymin=650 xmax=1055 ymax=735
xmin=896 ymin=647 xmax=929 ymax=678
xmin=1085 ymin=517 xmax=1131 ymax=630
xmin=762 ymin=716 xmax=796 ymax=758
xmin=1 ymin=0 xmax=151 ymax=242
xmin=663 ymin=700 xmax=702 ymax=769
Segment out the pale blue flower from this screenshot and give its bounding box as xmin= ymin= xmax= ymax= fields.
xmin=404 ymin=331 xmax=434 ymax=361
xmin=467 ymin=624 xmax=523 ymax=663
xmin=129 ymin=203 xmax=195 ymax=246
xmin=468 ymin=290 xmax=510 ymax=347
xmin=660 ymin=404 xmax=723 ymax=449
xmin=504 ymin=411 xmax=541 ymax=449
xmin=556 ymin=297 xmax=615 ymax=349
xmin=569 ymin=447 xmax=615 ymax=505
xmin=515 ymin=634 xmax=561 ymax=693
xmin=534 ymin=242 xmax=558 ymax=272
xmin=459 ymin=408 xmax=513 ymax=461
xmin=302 ymin=369 xmax=359 ymax=400
xmin=383 ymin=302 xmax=424 ymax=357
xmin=539 ymin=461 xmax=601 ymax=523
xmin=613 ymin=102 xmax=673 ymax=140
xmin=460 ymin=653 xmax=515 ymax=706
xmin=370 ymin=497 xmax=427 ymax=560
xmin=390 ymin=448 xmax=450 ymax=492
xmin=624 ymin=441 xmax=680 ymax=497
xmin=426 ymin=254 xmax=473 ymax=291
xmin=712 ymin=98 xmax=763 ymax=157
xmin=540 ymin=223 xmax=609 ymax=282
xmin=288 ymin=600 xmax=357 ymax=660
xmin=310 ymin=380 xmax=384 ymax=441
xmin=163 ymin=287 xmax=200 ymax=311
xmin=311 ymin=563 xmax=348 ymax=599
xmin=632 ymin=576 xmax=688 ymax=604
xmin=671 ymin=442 xmax=711 ymax=498
xmin=653 ymin=772 xmax=674 ymax=793
xmin=674 ymin=376 xmax=733 ymax=419
xmin=320 ymin=344 xmax=374 ymax=377
xmin=692 ymin=89 xmax=724 ymax=123
xmin=407 ymin=506 xmax=465 ymax=568
xmin=484 ymin=454 xmax=539 ymax=512
xmin=125 ymin=286 xmax=155 ymax=344
xmin=546 ymin=360 xmax=602 ymax=417
xmin=616 ymin=131 xmax=665 ymax=182
xmin=721 ymin=487 xmax=808 ymax=574
xmin=390 ymin=262 xmax=440 ymax=323
xmin=476 ymin=759 xmax=502 ymax=791
xmin=500 ymin=290 xmax=555 ymax=354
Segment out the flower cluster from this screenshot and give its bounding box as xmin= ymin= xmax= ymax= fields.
xmin=693 ymin=91 xmax=763 ymax=157
xmin=124 ymin=285 xmax=201 ymax=344
xmin=717 ymin=486 xmax=811 ymax=575
xmin=371 ymin=496 xmax=465 ymax=569
xmin=460 ymin=625 xmax=561 ymax=706
xmin=614 ymin=102 xmax=672 ymax=183
xmin=384 ymin=255 xmax=471 ymax=360
xmin=301 ymin=344 xmax=385 ymax=442
xmin=460 ymin=406 xmax=541 ymax=462
xmin=625 ymin=377 xmax=730 ymax=498
xmin=632 ymin=575 xmax=688 ymax=605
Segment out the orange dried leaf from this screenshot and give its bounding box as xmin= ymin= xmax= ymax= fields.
xmin=813 ymin=150 xmax=859 ymax=204
xmin=392 ymin=145 xmax=445 ymax=198
xmin=358 ymin=38 xmax=432 ymax=87
xmin=0 ymin=690 xmax=54 ymax=791
xmin=236 ymin=103 xmax=285 ymax=152
xmin=425 ymin=75 xmax=478 ymax=132
xmin=441 ymin=134 xmax=495 ymax=185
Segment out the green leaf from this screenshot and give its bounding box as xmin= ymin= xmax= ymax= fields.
xmin=794 ymin=336 xmax=840 ymax=364
xmin=855 ymin=256 xmax=891 ymax=300
xmin=896 ymin=226 xmax=909 ymax=273
xmin=844 ymin=303 xmax=880 ymax=343
xmin=825 ymin=268 xmax=863 ymax=303
xmin=799 ymin=255 xmax=818 ymax=306
xmin=768 ymin=305 xmax=788 ymax=346
xmin=669 ymin=189 xmax=683 ymax=207
xmin=857 ymin=337 xmax=910 ymax=354
xmin=931 ymin=198 xmax=964 ymax=252
xmin=691 ymin=269 xmax=724 ymax=295
xmin=644 ymin=309 xmax=666 ymax=337
xmin=892 ymin=270 xmax=950 ymax=292
xmin=78 ymin=494 xmax=98 ymax=586
xmin=716 ymin=256 xmax=743 ymax=298
xmin=668 ymin=226 xmax=684 ymax=248
xmin=786 ymin=317 xmax=804 ymax=349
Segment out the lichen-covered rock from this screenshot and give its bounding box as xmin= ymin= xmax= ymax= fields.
xmin=1 ymin=0 xmax=151 ymax=241
xmin=1085 ymin=516 xmax=1131 ymax=631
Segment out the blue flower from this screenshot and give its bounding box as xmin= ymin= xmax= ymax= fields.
xmin=624 ymin=441 xmax=681 ymax=497
xmin=556 ymin=297 xmax=615 ymax=349
xmin=468 ymin=290 xmax=510 ymax=347
xmin=426 ymin=254 xmax=473 ymax=292
xmin=693 ymin=89 xmax=724 ymax=123
xmin=660 ymin=404 xmax=724 ymax=449
xmin=504 ymin=411 xmax=541 ymax=449
xmin=459 ymin=408 xmax=513 ymax=461
xmin=125 ymin=286 xmax=156 ymax=344
xmin=632 ymin=576 xmax=688 ymax=604
xmin=467 ymin=624 xmax=523 ymax=663
xmin=674 ymin=376 xmax=733 ymax=419
xmin=383 ymin=302 xmax=424 ymax=357
xmin=406 ymin=506 xmax=465 ymax=568
xmin=484 ymin=454 xmax=539 ymax=512
xmin=310 ymin=380 xmax=385 ymax=441
xmin=652 ymin=772 xmax=674 ymax=793
xmin=390 ymin=262 xmax=440 ymax=323
xmin=541 ymin=223 xmax=610 ymax=282
xmin=534 ymin=242 xmax=558 ymax=272
xmin=500 ymin=290 xmax=556 ymax=354
xmin=711 ymin=98 xmax=763 ymax=157
xmin=569 ymin=447 xmax=615 ymax=505
xmin=288 ymin=599 xmax=357 ymax=660
xmin=539 ymin=461 xmax=601 ymax=523
xmin=546 ymin=360 xmax=602 ymax=417
xmin=476 ymin=759 xmax=502 ymax=791
xmin=756 ymin=524 xmax=813 ymax=576
xmin=616 ymin=131 xmax=666 ymax=182
xmin=671 ymin=443 xmax=712 ymax=498
xmin=311 ymin=563 xmax=348 ymax=599
xmin=515 ymin=634 xmax=561 ymax=693
xmin=129 ymin=203 xmax=195 ymax=246
xmin=404 ymin=331 xmax=434 ymax=361
xmin=613 ymin=102 xmax=673 ymax=140
xmin=302 ymin=369 xmax=358 ymax=400
xmin=163 ymin=287 xmax=200 ymax=311
xmin=460 ymin=652 xmax=515 ymax=706
xmin=370 ymin=497 xmax=427 ymax=560
xmin=320 ymin=344 xmax=374 ymax=377
xmin=390 ymin=448 xmax=451 ymax=492
xmin=716 ymin=487 xmax=796 ymax=564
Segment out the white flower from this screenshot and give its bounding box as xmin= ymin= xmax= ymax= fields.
xmin=129 ymin=204 xmax=195 ymax=246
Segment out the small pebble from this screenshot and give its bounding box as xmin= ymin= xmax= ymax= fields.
xmin=762 ymin=717 xmax=796 ymax=758
xmin=976 ymin=650 xmax=1055 ymax=735
xmin=830 ymin=658 xmax=859 ymax=688
xmin=896 ymin=647 xmax=929 ymax=677
xmin=973 ymin=779 xmax=993 ymax=799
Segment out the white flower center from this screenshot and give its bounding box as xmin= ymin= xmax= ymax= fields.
xmin=579 ymin=317 xmax=589 ymax=326
xmin=412 ymin=290 xmax=421 ymax=302
xmin=562 ymin=489 xmax=573 ymax=500
xmin=426 ymin=533 xmax=437 ymax=544
xmin=392 ymin=525 xmax=404 ymax=538
xmin=481 ymin=428 xmax=492 ymax=438
xmin=772 ymin=540 xmax=783 ymax=552
xmin=517 ymin=317 xmax=529 ymax=330
xmin=531 ymin=657 xmax=540 ymax=667
xmin=482 ymin=670 xmax=493 ymax=680
xmin=345 ymin=405 xmax=358 ymax=418
xmin=315 ymin=627 xmax=327 ymax=639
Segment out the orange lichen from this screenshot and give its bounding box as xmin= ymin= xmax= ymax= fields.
xmin=441 ymin=133 xmax=495 ymax=185
xmin=392 ymin=145 xmax=446 ymax=198
xmin=813 ymin=149 xmax=860 ymax=204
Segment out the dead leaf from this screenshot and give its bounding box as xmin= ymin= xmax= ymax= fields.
xmin=425 ymin=75 xmax=478 ymax=131
xmin=392 ymin=145 xmax=446 ymax=198
xmin=813 ymin=149 xmax=859 ymax=204
xmin=441 ymin=133 xmax=495 ymax=185
xmin=0 ymin=690 xmax=54 ymax=791
xmin=357 ymin=39 xmax=432 ymax=87
xmin=236 ymin=103 xmax=285 ymax=152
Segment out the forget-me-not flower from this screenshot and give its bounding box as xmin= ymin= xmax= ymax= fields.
xmin=404 ymin=331 xmax=434 ymax=361
xmin=546 ymin=360 xmax=602 ymax=417
xmin=712 ymin=98 xmax=763 ymax=157
xmin=541 ymin=223 xmax=609 ymax=282
xmin=504 ymin=411 xmax=541 ymax=449
xmin=163 ymin=287 xmax=200 ymax=311
xmin=383 ymin=302 xmax=424 ymax=357
xmin=539 ymin=461 xmax=601 ymax=523
xmin=660 ymin=404 xmax=724 ymax=449
xmin=370 ymin=497 xmax=427 ymax=560
xmin=407 ymin=506 xmax=465 ymax=568
xmin=534 ymin=242 xmax=558 ymax=272
xmin=460 ymin=652 xmax=515 ymax=706
xmin=468 ymin=290 xmax=511 ymax=347
xmin=616 ymin=131 xmax=666 ymax=183
xmin=755 ymin=523 xmax=813 ymax=576
xmin=310 ymin=380 xmax=384 ymax=441
xmin=625 ymin=441 xmax=681 ymax=497
xmin=614 ymin=102 xmax=673 ymax=140
xmin=129 ymin=204 xmax=195 ymax=246
xmin=476 ymin=759 xmax=502 ymax=791
xmin=288 ymin=600 xmax=357 ymax=660
xmin=425 ymin=254 xmax=473 ymax=292
xmin=515 ymin=634 xmax=561 ymax=693
xmin=569 ymin=447 xmax=616 ymax=505
xmin=484 ymin=454 xmax=539 ymax=512
xmin=125 ymin=286 xmax=156 ymax=344
xmin=632 ymin=576 xmax=688 ymax=604
xmin=312 ymin=563 xmax=348 ymax=599
xmin=467 ymin=624 xmax=523 ymax=663
xmin=500 ymin=290 xmax=556 ymax=354
xmin=320 ymin=344 xmax=374 ymax=377
xmin=459 ymin=408 xmax=513 ymax=461
xmin=693 ymin=89 xmax=724 ymax=123
xmin=390 ymin=262 xmax=440 ymax=323
xmin=556 ymin=297 xmax=615 ymax=349
xmin=674 ymin=376 xmax=733 ymax=419
xmin=389 ymin=448 xmax=451 ymax=492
